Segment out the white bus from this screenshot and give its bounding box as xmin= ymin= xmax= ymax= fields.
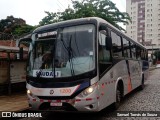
xmin=26 ymin=17 xmax=149 ymax=111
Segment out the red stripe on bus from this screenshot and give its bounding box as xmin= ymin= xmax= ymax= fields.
xmin=40 ymin=99 xmax=44 ymax=102
xmin=48 ymin=100 xmax=52 ymax=102
xmin=65 ymin=100 xmax=70 ymax=102
xmin=56 ymin=100 xmax=61 ymax=102
xmin=71 ymin=85 xmax=80 ymax=95
xmin=75 ymin=99 xmax=81 ymax=102
xmin=128 ymin=76 xmax=132 ymax=92
xmin=86 ymin=98 xmax=92 ymax=101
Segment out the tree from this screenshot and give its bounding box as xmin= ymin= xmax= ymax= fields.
xmin=154 ymin=50 xmax=160 ymax=61
xmin=39 ymin=0 xmax=131 ymax=31
xmin=12 ymin=24 xmax=35 ymax=38
xmin=0 ymin=16 xmax=35 ymax=39
xmin=39 ymin=11 xmax=58 ymax=26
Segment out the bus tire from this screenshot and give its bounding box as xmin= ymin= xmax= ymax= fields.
xmin=113 ymin=85 xmax=122 ymax=110
xmin=139 ymin=74 xmax=144 ymax=90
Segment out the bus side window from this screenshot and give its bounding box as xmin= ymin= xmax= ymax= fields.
xmin=122 ymin=38 xmax=131 ymax=58
xmin=111 ymin=31 xmax=123 ymax=58
xmin=136 ymin=46 xmax=142 ymax=60
xmin=99 ymin=31 xmax=111 ymax=62
xmin=130 ymin=42 xmax=136 ymax=59
xmin=99 ymin=30 xmax=111 ymax=75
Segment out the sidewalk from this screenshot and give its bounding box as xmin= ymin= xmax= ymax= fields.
xmin=0 ymin=92 xmax=29 ymax=111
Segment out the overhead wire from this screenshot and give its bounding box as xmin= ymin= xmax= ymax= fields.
xmin=57 ymin=0 xmax=65 ymax=12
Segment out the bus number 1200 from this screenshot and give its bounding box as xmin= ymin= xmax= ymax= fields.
xmin=60 ymin=89 xmax=71 ymax=94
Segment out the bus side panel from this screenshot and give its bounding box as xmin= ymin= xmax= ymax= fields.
xmin=127 ymin=60 xmax=142 ymax=90
xmin=98 ymin=59 xmax=144 ymax=110
xmin=98 ymin=60 xmax=129 ymax=110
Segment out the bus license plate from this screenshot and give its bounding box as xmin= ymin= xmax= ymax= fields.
xmin=50 ymin=102 xmax=62 ymax=106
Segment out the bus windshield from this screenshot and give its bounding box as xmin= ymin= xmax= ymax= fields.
xmin=28 ymin=24 xmax=95 ymax=78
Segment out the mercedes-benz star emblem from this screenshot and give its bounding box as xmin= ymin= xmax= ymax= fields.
xmin=50 ymin=90 xmax=54 ymax=95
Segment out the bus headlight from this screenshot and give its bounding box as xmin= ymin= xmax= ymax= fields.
xmin=78 ymin=83 xmax=97 ymax=97
xmin=27 ymin=89 xmax=31 ymax=94
xmin=27 ymin=89 xmax=34 ymax=97
xmin=83 ymin=87 xmax=94 ymax=96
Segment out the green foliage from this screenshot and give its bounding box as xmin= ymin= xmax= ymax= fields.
xmin=39 ymin=0 xmax=131 ymax=31
xmin=0 ymin=16 xmax=35 ymax=39
xmin=39 ymin=11 xmax=58 ymax=26
xmin=12 ymin=25 xmax=35 ymax=38
xmin=154 ymin=50 xmax=160 ymax=61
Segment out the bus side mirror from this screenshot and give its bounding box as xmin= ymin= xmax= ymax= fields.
xmin=105 ymin=36 xmax=112 ymax=50
xmin=19 ymin=47 xmax=23 ymax=60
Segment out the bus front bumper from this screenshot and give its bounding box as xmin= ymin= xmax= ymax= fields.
xmin=27 ymin=95 xmax=100 ymax=112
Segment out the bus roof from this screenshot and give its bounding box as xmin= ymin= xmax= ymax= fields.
xmin=33 ymin=17 xmax=146 ymax=50
xmin=33 ymin=17 xmax=100 ymax=33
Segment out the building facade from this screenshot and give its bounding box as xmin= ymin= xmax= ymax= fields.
xmin=126 ymin=0 xmax=160 ymax=47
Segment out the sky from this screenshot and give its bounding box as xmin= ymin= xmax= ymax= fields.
xmin=0 ymin=0 xmax=126 ymax=26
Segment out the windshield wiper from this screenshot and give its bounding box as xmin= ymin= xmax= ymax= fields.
xmin=61 ymin=35 xmax=75 ymax=76
xmin=36 ymin=58 xmax=49 ymax=78
xmin=68 ymin=35 xmax=75 ymax=75
xmin=36 ymin=67 xmax=43 ymax=78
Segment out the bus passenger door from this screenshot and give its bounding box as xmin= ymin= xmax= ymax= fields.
xmin=98 ymin=25 xmax=113 ymax=109
xmin=98 ymin=25 xmax=112 ymax=76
